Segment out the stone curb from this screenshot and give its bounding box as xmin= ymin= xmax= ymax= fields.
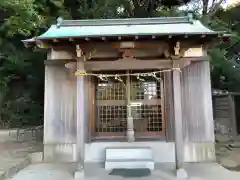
xmin=0 ymin=152 xmax=43 ymax=180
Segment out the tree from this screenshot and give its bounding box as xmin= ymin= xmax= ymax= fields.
xmin=0 ymin=0 xmax=55 ymax=127
xmin=209 ymin=4 xmax=240 ymax=92
xmin=63 ymin=0 xmax=192 ymax=19
xmin=0 ymin=0 xmax=238 ymax=128
xmin=0 ymin=0 xmax=45 ymax=36
xmin=182 ymin=0 xmax=227 ymax=17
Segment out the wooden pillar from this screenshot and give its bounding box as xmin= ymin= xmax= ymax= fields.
xmin=76 ymin=60 xmax=86 ymax=168
xmin=126 ymin=72 xmax=135 ymax=142
xmin=172 ymin=65 xmax=188 ymax=178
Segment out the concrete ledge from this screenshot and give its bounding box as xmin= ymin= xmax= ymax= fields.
xmin=44 ymin=143 xmax=77 ymax=163
xmin=184 ymin=142 xmax=215 ymax=162
xmin=85 ymin=142 xmax=215 ymax=163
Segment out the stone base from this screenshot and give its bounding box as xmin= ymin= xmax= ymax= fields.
xmin=105 ymin=147 xmax=154 ymax=171
xmin=43 ymin=143 xmax=77 ymax=162
xmin=74 ymin=170 xmax=84 ymax=179
xmin=74 ymin=163 xmax=84 ymax=179
xmin=28 ymin=152 xmax=43 ymax=163
xmin=176 ymin=168 xmax=188 ymax=179
xmin=85 ymin=142 xmax=215 ymax=164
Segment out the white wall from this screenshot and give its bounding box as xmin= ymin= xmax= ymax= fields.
xmin=84 ymin=141 xmax=215 ymax=163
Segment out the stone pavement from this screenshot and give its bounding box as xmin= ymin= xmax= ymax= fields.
xmin=6 ymin=163 xmax=75 ymax=180
xmin=7 ymin=162 xmax=240 ymax=180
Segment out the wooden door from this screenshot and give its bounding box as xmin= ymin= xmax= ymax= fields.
xmin=93 ymin=72 xmax=165 ymax=138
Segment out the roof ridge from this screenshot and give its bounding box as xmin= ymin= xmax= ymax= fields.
xmin=56 ymin=15 xmax=194 ymax=28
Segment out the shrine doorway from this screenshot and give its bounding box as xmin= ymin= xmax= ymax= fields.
xmin=93 ymin=71 xmax=165 ymax=138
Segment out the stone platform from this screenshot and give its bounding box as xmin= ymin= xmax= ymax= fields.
xmin=105 ymin=147 xmax=154 ymax=171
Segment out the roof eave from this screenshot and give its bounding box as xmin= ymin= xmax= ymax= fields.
xmin=37 ymin=32 xmax=222 ymax=41
xmin=22 ymin=37 xmax=37 ymax=48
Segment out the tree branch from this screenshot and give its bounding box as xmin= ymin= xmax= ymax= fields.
xmin=132 ymin=0 xmax=140 ymax=9
xmin=202 ymin=0 xmax=209 ymax=15
xmin=208 ymin=0 xmax=225 ymax=17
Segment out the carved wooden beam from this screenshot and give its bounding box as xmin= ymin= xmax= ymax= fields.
xmin=84 ymin=58 xmax=172 ymax=71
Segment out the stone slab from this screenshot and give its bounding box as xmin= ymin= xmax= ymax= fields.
xmin=106 ymin=147 xmax=153 ymax=160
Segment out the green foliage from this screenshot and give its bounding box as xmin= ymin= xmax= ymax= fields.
xmin=0 ymin=0 xmax=66 ymax=128
xmin=207 ymin=5 xmax=240 ymax=92
xmin=0 ymin=37 xmax=44 ymax=127
xmin=0 ymin=0 xmax=45 ymax=36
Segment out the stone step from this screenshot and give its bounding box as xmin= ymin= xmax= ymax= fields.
xmin=105 ymin=159 xmax=154 ymax=171
xmin=105 ymin=147 xmax=154 ymax=171
xmin=106 ymin=147 xmax=153 ymax=161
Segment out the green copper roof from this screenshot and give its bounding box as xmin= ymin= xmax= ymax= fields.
xmin=36 ymin=15 xmax=219 ymax=40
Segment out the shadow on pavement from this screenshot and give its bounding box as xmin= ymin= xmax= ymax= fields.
xmin=109 ymin=168 xmax=151 ymax=178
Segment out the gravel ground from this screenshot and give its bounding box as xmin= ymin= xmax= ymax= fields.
xmin=0 ymin=129 xmax=43 ymax=178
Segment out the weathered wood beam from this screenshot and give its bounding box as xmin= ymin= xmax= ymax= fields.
xmin=50 ymin=40 xmax=170 ymax=49
xmin=44 ymin=59 xmax=76 ymax=65
xmin=44 ymin=56 xmax=208 ymax=71
xmin=49 ymin=43 xmax=206 ymax=59
xmin=84 ymin=59 xmax=172 ymax=71
xmin=84 ymin=57 xmax=207 ymax=71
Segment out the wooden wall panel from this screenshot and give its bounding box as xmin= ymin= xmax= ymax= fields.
xmin=44 ymin=65 xmax=77 ymax=162
xmin=44 ymin=65 xmax=77 ymax=144
xmin=164 ymin=71 xmax=175 ymax=141
xmin=181 ymin=61 xmax=215 ymax=142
